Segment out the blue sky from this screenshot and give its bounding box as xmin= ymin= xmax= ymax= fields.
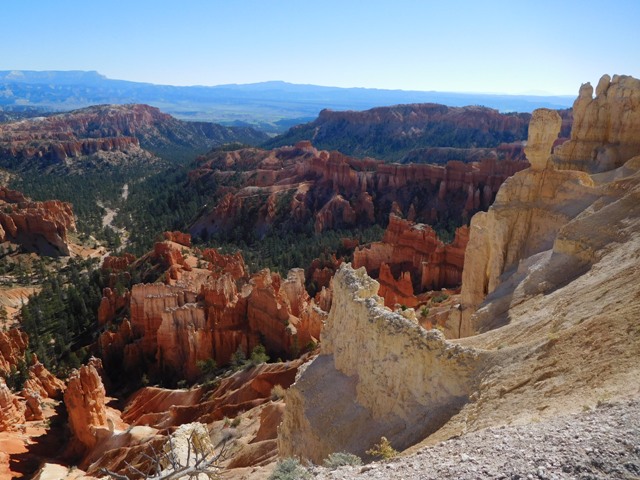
xmin=2 ymin=0 xmax=639 ymax=95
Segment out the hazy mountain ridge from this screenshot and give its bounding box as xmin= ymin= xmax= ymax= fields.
xmin=0 ymin=70 xmax=575 ymax=132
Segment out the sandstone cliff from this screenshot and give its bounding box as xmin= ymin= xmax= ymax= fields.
xmin=553 ymin=74 xmax=640 ymax=172
xmin=0 ymin=186 xmax=76 ymax=256
xmin=353 ymin=215 xmax=468 ymax=307
xmin=266 ymin=103 xmax=531 ymax=162
xmin=452 ymin=75 xmax=640 ymax=338
xmin=278 ymin=264 xmax=480 ymax=462
xmin=189 ymin=142 xmax=527 ymax=238
xmin=279 ymin=76 xmax=640 ymax=464
xmin=451 ymin=108 xmax=599 ymax=337
xmin=64 ymin=358 xmax=124 ymax=456
xmin=0 ymin=103 xmax=267 ymax=172
xmin=99 ymin=239 xmax=325 ymax=384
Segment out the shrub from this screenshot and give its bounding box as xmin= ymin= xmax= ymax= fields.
xmin=323 ymin=452 xmax=362 ymax=470
xmin=196 ymin=358 xmax=217 ymax=376
xmin=271 ymin=384 xmax=286 ymax=401
xmin=230 ymin=346 xmax=247 ymax=369
xmin=366 ymin=436 xmax=398 ymax=460
xmin=431 ymin=293 xmax=450 ymax=304
xmin=268 ymin=458 xmax=311 ymax=480
xmin=249 ymin=344 xmax=270 ymax=365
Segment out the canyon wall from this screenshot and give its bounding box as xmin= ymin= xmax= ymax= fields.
xmin=353 ymin=215 xmax=468 ymax=307
xmin=266 ymin=103 xmax=531 ymax=162
xmin=452 ymin=75 xmax=640 ymax=338
xmin=99 ymin=238 xmax=325 ymax=383
xmin=0 ymin=103 xmax=267 ymax=171
xmin=189 ymin=142 xmax=527 ymax=239
xmin=0 ymin=186 xmax=76 ymax=256
xmin=278 ymin=264 xmax=481 ymax=462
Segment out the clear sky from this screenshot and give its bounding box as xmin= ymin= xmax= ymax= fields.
xmin=2 ymin=0 xmax=639 ymax=95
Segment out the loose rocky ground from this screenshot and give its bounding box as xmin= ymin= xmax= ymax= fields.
xmin=310 ymin=398 xmax=640 ymax=480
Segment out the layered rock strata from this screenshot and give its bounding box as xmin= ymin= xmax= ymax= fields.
xmin=447 ymin=93 xmax=640 ymax=336
xmin=0 ymin=186 xmax=76 ymax=256
xmin=553 ymin=74 xmax=640 ymax=173
xmin=266 ymin=103 xmax=531 ymax=162
xmin=353 ymin=215 xmax=468 ymax=307
xmin=0 ymin=103 xmax=267 ymax=171
xmin=189 ymin=142 xmax=527 ymax=238
xmin=99 ymin=240 xmax=325 ymax=383
xmin=278 ymin=264 xmax=480 ymax=462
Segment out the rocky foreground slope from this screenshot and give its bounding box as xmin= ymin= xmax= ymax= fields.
xmin=311 ymin=399 xmax=640 ymax=480
xmin=279 ymin=74 xmax=640 ymax=467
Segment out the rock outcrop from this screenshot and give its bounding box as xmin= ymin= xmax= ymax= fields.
xmin=447 ymin=76 xmax=640 ymax=338
xmin=0 ymin=187 xmax=76 ymax=256
xmin=0 ymin=377 xmax=24 ymax=431
xmin=278 ymin=264 xmax=480 ymax=462
xmin=23 ymin=357 xmax=65 ymax=400
xmin=189 ymin=142 xmax=527 ymax=239
xmin=353 ymin=215 xmax=468 ymax=307
xmin=63 ymin=358 xmax=118 ymax=454
xmin=0 ymin=331 xmax=62 ymax=430
xmin=553 ymin=74 xmax=640 ymax=172
xmin=0 ymin=327 xmax=28 ymax=374
xmin=452 ymin=108 xmax=605 ymax=338
xmin=99 ymin=239 xmax=326 ymax=383
xmin=82 ymin=360 xmax=303 ymax=477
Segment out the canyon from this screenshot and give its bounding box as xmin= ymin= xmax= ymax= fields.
xmin=189 ymin=141 xmax=527 ymax=239
xmin=279 ymin=74 xmax=640 ymax=466
xmin=0 ymin=74 xmax=638 ymax=479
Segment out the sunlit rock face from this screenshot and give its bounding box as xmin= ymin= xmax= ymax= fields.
xmin=189 ymin=142 xmax=527 ymax=239
xmin=353 ymin=214 xmax=468 ymax=307
xmin=98 ymin=241 xmax=324 ymax=384
xmin=0 ymin=187 xmax=76 ymax=256
xmin=453 ymin=75 xmax=640 ymax=337
xmin=278 ymin=264 xmax=481 ymax=462
xmin=553 ymin=74 xmax=640 ymax=173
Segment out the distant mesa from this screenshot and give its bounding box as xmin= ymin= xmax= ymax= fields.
xmin=265 ymin=103 xmax=535 ymax=162
xmin=0 ymin=103 xmax=267 ymax=173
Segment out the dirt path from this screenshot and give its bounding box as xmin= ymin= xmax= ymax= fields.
xmin=97 ymin=183 xmax=130 ymax=254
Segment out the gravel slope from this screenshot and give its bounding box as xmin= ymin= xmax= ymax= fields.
xmin=310 ymin=399 xmax=640 ymax=480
